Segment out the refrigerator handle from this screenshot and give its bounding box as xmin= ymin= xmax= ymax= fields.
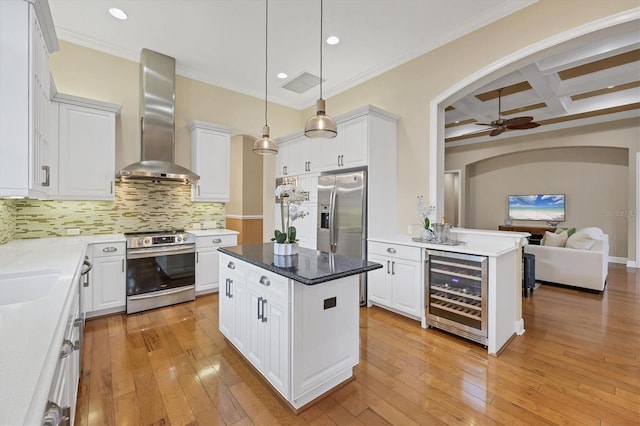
xmin=329 ymin=186 xmax=337 ymax=253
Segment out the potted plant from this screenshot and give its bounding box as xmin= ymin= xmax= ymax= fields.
xmin=274 ymin=184 xmax=309 ymax=255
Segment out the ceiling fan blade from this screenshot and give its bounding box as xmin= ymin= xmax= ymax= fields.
xmin=504 ymin=116 xmax=533 ymax=126
xmin=490 ymin=127 xmax=505 ymax=137
xmin=507 ymin=122 xmax=540 ymax=130
xmin=475 ymin=122 xmax=495 ymax=127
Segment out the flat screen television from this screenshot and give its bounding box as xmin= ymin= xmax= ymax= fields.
xmin=508 ymin=194 xmax=565 ymax=224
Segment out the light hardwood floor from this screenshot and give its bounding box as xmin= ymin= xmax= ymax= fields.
xmin=76 ymin=264 xmax=639 ymax=425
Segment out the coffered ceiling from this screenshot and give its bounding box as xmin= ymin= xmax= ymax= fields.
xmin=444 ymin=19 xmax=640 ymax=146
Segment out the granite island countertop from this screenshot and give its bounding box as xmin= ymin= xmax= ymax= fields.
xmin=218 ymin=243 xmax=382 ymax=285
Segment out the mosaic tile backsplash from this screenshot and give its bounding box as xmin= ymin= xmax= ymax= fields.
xmin=5 ymin=181 xmax=225 ymax=241
xmin=0 ymin=199 xmax=16 ymax=244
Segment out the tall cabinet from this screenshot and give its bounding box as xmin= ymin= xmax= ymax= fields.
xmin=0 ymin=0 xmax=59 ymax=198
xmin=275 ymin=106 xmax=399 ymax=241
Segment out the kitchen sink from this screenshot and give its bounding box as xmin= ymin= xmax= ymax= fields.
xmin=0 ymin=269 xmax=62 ymax=306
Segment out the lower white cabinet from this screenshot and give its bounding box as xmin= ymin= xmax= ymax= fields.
xmin=84 ymin=242 xmax=126 ymax=317
xmin=219 ymin=256 xmax=246 ymax=352
xmin=367 ymin=241 xmax=423 ymax=320
xmin=195 ymin=233 xmax=238 ymax=294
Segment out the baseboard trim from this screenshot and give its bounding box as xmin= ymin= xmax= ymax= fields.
xmin=609 ymin=256 xmax=627 ymax=265
xmin=626 ymin=260 xmax=638 ymax=268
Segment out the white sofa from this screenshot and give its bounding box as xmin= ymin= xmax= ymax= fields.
xmin=524 ymin=229 xmax=609 ymax=292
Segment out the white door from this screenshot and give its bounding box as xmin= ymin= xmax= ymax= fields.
xmin=245 ymin=286 xmax=266 ymax=371
xmin=196 ymin=248 xmax=220 ymax=293
xmin=218 ymin=275 xmax=234 ymax=340
xmin=391 ymin=259 xmax=422 ymax=317
xmin=264 ymin=298 xmax=289 ymax=397
xmin=366 ymin=254 xmax=392 ymax=306
xmin=91 ymin=256 xmax=125 ymax=312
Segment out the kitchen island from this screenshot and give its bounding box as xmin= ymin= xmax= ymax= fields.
xmin=217 ymin=243 xmax=382 ymax=412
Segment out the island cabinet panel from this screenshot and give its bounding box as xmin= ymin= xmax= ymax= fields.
xmin=245 ymin=267 xmax=291 ymax=398
xmin=291 ymin=277 xmax=359 ymax=407
xmin=219 ymin=255 xmax=246 ymax=351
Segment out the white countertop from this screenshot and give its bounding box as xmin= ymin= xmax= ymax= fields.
xmin=188 ymin=228 xmax=239 ymax=237
xmin=370 ymin=228 xmax=525 ymax=257
xmin=0 ymin=234 xmax=124 ymax=425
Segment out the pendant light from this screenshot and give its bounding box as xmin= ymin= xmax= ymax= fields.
xmin=304 ymin=0 xmax=337 ymax=139
xmin=253 ymin=0 xmax=278 ymax=155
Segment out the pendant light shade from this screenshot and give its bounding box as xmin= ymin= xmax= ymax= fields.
xmin=304 ymin=0 xmax=337 ymax=139
xmin=253 ymin=0 xmax=278 ymax=155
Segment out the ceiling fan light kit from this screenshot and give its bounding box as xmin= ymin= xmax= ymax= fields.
xmin=253 ymin=0 xmax=279 ymax=155
xmin=305 ymin=0 xmax=338 ymax=139
xmin=475 ymin=88 xmax=540 ymax=137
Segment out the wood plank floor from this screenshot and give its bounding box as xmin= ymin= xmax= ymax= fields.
xmin=76 ymin=264 xmax=639 ymax=425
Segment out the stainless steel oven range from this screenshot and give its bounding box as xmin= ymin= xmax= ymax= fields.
xmin=125 ymin=230 xmax=196 ymax=314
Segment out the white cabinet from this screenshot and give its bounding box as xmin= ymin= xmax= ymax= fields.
xmin=189 ymin=121 xmax=232 ymax=202
xmin=245 ymin=264 xmax=291 ymax=397
xmin=0 ymin=0 xmax=58 ymax=198
xmin=337 ymin=116 xmax=368 ymax=168
xmin=84 ymin=242 xmax=126 ymax=317
xmin=367 ymin=241 xmax=422 ymax=320
xmin=56 ymin=97 xmax=119 ymax=200
xmin=195 ymin=233 xmax=237 ymax=294
xmin=219 ymin=255 xmax=246 ymax=352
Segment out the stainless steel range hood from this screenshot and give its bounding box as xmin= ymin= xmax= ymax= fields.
xmin=118 ymin=48 xmax=199 ymax=184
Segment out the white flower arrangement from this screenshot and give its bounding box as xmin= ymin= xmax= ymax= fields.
xmin=275 ymin=184 xmax=309 ymax=243
xmin=416 ymin=195 xmax=435 ymax=230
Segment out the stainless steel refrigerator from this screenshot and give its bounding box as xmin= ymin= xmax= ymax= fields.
xmin=317 ymin=169 xmax=367 ymax=304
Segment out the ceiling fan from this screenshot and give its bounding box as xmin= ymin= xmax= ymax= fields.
xmin=475 ymin=88 xmax=540 ymax=136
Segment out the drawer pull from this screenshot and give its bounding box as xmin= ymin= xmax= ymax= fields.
xmin=386 ymin=248 xmax=396 ymax=254
xmin=212 ymin=238 xmax=222 ymax=243
xmin=227 ymin=261 xmax=235 ymax=270
xmin=102 ymin=246 xmax=117 ymax=253
xmin=60 ymin=340 xmax=74 ymax=359
xmin=259 ymin=276 xmax=271 ymax=286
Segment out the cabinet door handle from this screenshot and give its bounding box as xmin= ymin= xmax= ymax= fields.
xmin=387 ymin=260 xmax=390 ymax=274
xmin=261 ymin=298 xmax=268 ymax=323
xmin=392 ymin=261 xmax=395 ymax=275
xmin=122 ymin=259 xmax=124 ymax=272
xmin=196 ymin=252 xmax=199 ymax=263
xmin=212 ymin=238 xmax=222 ymax=243
xmin=337 ymin=155 xmax=340 ymax=167
xmin=259 ymin=276 xmax=270 ymax=286
xmin=110 ymin=180 xmax=113 ymax=194
xmin=228 ymin=279 xmax=233 ymax=298
xmin=197 ymin=185 xmax=201 ymax=196
xmin=257 ymin=296 xmax=263 ymax=320
xmin=227 ymin=261 xmax=235 ymax=270
xmin=386 ymin=248 xmax=396 ymax=254
xmin=103 ymin=246 xmax=117 ymax=253
xmin=41 ymin=165 xmax=50 ymax=186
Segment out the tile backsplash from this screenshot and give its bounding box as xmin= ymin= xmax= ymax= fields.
xmin=6 ymin=181 xmax=225 ymax=240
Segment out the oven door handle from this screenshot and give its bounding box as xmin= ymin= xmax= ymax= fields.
xmin=128 ymin=286 xmax=195 ymax=301
xmin=126 ymin=245 xmax=196 ymax=259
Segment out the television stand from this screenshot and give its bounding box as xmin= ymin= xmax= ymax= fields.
xmin=498 ymin=225 xmax=556 ymax=245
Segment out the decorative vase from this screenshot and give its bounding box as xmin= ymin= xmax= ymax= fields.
xmin=273 ymin=254 xmax=294 ymax=268
xmin=273 ymin=242 xmax=299 ymax=256
xmin=421 ymin=228 xmax=433 ymax=241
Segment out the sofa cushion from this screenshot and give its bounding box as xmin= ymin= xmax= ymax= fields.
xmin=544 ymin=230 xmax=568 ymax=247
xmin=565 ymin=227 xmax=603 ymax=250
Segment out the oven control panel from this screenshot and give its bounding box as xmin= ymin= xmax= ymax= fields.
xmin=127 ymin=233 xmax=195 ymax=248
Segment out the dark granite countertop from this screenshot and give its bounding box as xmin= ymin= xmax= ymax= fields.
xmin=218 ymin=243 xmax=383 ymax=285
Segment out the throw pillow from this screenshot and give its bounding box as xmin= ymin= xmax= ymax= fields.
xmin=544 ymin=230 xmax=568 ymax=247
xmin=566 ymin=227 xmax=602 ymax=250
xmin=555 ymin=227 xmax=576 ymax=237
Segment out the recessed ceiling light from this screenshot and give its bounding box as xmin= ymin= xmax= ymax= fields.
xmin=276 ymin=72 xmax=288 ymax=79
xmin=326 ymin=36 xmax=340 ymax=45
xmin=108 ymin=7 xmax=128 ymax=20
xmin=454 ymin=120 xmax=460 ymax=124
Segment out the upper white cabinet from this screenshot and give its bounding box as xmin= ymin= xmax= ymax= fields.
xmin=0 ymin=0 xmax=59 ymax=198
xmin=55 ymin=95 xmax=120 ymax=200
xmin=275 ymin=106 xmax=399 ymax=240
xmin=189 ymin=121 xmax=232 ymax=202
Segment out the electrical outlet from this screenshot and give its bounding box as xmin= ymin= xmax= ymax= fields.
xmin=192 ymin=223 xmax=202 ymax=230
xmin=66 ymin=228 xmax=80 ymax=235
xmin=203 ymin=220 xmax=217 ymax=229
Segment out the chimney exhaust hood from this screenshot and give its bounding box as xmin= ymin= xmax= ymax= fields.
xmin=118 ymin=48 xmax=199 ymax=184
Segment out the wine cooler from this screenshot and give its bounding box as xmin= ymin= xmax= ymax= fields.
xmin=425 ymin=250 xmax=488 ymax=345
